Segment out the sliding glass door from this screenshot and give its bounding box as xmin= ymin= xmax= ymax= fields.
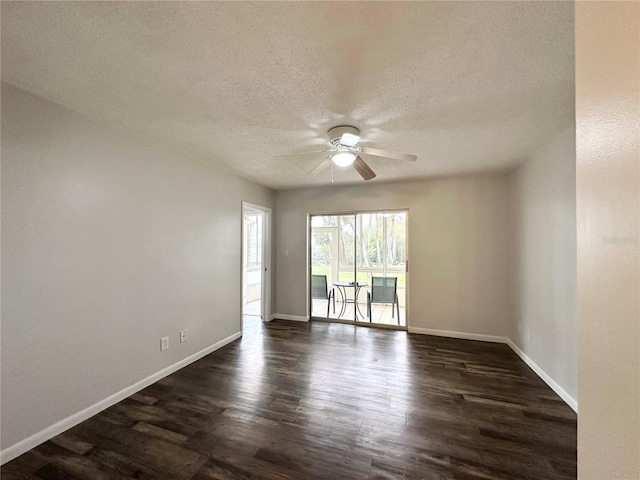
xmin=310 ymin=211 xmax=407 ymax=328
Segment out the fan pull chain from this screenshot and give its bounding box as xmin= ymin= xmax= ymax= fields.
xmin=331 ymin=160 xmax=334 ymax=183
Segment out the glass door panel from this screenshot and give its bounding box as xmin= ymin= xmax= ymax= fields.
xmin=311 ymin=215 xmax=341 ymax=319
xmin=335 ymin=215 xmax=357 ymax=321
xmin=356 ymin=212 xmax=407 ymax=326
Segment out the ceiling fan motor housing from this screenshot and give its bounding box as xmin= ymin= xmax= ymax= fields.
xmin=328 ymin=125 xmax=360 ymax=146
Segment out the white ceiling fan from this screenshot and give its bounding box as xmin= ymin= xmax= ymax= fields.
xmin=282 ymin=126 xmax=417 ymax=181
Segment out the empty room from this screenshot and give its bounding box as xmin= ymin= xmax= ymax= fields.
xmin=1 ymin=2 xmax=638 ymax=480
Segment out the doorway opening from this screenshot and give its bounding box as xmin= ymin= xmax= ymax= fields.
xmin=241 ymin=202 xmax=271 ymax=332
xmin=309 ymin=210 xmax=408 ymax=329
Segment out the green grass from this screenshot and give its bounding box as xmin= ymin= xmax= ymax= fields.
xmin=338 ymin=271 xmax=370 ymax=283
xmin=312 ymin=265 xmax=330 ymax=277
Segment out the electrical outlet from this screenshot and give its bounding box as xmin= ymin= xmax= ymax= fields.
xmin=161 ymin=337 xmax=169 ymax=351
xmin=528 ymin=329 xmax=533 ymax=342
xmin=180 ymin=330 xmax=187 ymax=343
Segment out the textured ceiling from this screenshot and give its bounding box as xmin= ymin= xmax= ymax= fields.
xmin=1 ymin=1 xmax=574 ymax=189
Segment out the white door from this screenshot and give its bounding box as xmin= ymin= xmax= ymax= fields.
xmin=242 ymin=202 xmax=271 ymax=325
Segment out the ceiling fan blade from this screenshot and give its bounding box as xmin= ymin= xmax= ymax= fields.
xmin=360 ymin=146 xmax=417 ymax=162
xmin=353 ymin=156 xmax=376 ymax=181
xmin=274 ymin=149 xmax=331 ymax=159
xmin=306 ymin=156 xmax=332 ymax=177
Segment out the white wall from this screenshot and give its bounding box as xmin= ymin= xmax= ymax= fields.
xmin=509 ymin=128 xmax=577 ymax=404
xmin=0 ymin=83 xmax=275 ymax=453
xmin=576 ymin=3 xmax=640 ymax=478
xmin=275 ymin=174 xmax=513 ymax=337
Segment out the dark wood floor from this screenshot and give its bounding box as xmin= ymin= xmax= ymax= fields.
xmin=2 ymin=318 xmax=577 ymax=480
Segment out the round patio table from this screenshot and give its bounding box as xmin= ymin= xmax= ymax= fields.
xmin=333 ymin=281 xmax=368 ymax=320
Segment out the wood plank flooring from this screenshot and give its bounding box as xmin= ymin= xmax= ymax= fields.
xmin=2 ymin=318 xmax=577 ymax=479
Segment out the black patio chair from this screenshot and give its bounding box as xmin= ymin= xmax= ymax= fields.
xmin=367 ymin=276 xmax=400 ymax=324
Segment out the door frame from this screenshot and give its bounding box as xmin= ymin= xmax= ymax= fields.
xmin=307 ymin=208 xmax=409 ymax=331
xmin=241 ymin=202 xmax=272 ymax=330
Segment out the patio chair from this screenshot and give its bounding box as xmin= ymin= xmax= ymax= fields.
xmin=367 ymin=276 xmax=400 ymax=324
xmin=311 ymin=274 xmax=335 ymax=317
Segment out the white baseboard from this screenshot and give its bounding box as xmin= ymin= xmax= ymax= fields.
xmin=506 ymin=339 xmax=578 ymax=412
xmin=0 ymin=331 xmax=242 ymax=465
xmin=270 ymin=313 xmax=309 ymax=322
xmin=408 ymin=327 xmax=578 ymax=413
xmin=408 ymin=326 xmax=508 ymax=344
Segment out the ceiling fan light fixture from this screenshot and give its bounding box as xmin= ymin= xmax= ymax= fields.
xmin=332 ymin=152 xmax=357 ymax=167
xmin=339 ymin=132 xmax=361 ymax=147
